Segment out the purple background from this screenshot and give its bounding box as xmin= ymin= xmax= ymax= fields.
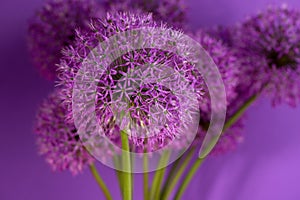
xmin=1 ymin=0 xmax=300 ymax=199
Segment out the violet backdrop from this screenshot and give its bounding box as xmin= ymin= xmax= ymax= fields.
xmin=1 ymin=0 xmax=300 ymax=199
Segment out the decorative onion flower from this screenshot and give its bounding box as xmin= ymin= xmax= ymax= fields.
xmin=235 ymin=5 xmax=300 ymax=107
xmin=191 ymin=31 xmax=243 ymax=154
xmin=104 ymin=0 xmax=187 ymax=29
xmin=193 ymin=30 xmax=239 ymax=106
xmin=28 ymin=0 xmax=103 ymax=80
xmin=58 ymin=12 xmax=204 ymax=153
xmin=34 ymin=90 xmax=94 ymax=175
xmin=192 ymin=31 xmax=239 ymax=120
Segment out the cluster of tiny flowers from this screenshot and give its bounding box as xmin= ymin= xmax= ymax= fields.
xmin=27 ymin=0 xmax=102 ymax=80
xmin=190 ymin=31 xmax=244 ymax=154
xmin=197 ymin=5 xmax=300 ymax=154
xmin=95 ymin=50 xmax=202 ymax=152
xmin=58 ymin=12 xmax=204 ymax=152
xmin=234 ymin=5 xmax=300 ymax=107
xmin=104 ymin=0 xmax=187 ymax=29
xmin=193 ymin=30 xmax=239 ymax=110
xmin=34 ymin=90 xmax=94 ymax=175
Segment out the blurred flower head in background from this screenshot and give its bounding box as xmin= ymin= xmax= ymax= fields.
xmin=234 ymin=5 xmax=300 ymax=107
xmin=27 ymin=0 xmax=103 ymax=80
xmin=191 ymin=30 xmax=243 ymax=155
xmin=34 ymin=89 xmax=94 ymax=175
xmin=193 ymin=30 xmax=239 ymax=110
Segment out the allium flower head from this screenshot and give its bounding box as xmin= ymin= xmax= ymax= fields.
xmin=28 ymin=0 xmax=103 ymax=80
xmin=34 ymin=90 xmax=94 ymax=175
xmin=190 ymin=31 xmax=243 ymax=155
xmin=235 ymin=5 xmax=300 ymax=106
xmin=104 ymin=0 xmax=187 ymax=29
xmin=59 ymin=12 xmax=204 ymax=153
xmin=192 ymin=30 xmax=239 ymax=120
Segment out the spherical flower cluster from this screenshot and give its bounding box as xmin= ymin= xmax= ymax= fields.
xmin=104 ymin=0 xmax=187 ymax=29
xmin=28 ymin=0 xmax=103 ymax=80
xmin=191 ymin=31 xmax=243 ymax=154
xmin=58 ymin=12 xmax=204 ymax=153
xmin=192 ymin=30 xmax=239 ymax=120
xmin=235 ymin=5 xmax=300 ymax=107
xmin=34 ymin=90 xmax=94 ymax=175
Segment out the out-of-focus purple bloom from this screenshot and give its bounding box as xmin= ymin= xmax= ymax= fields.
xmin=191 ymin=31 xmax=243 ymax=154
xmin=191 ymin=30 xmax=239 ymax=120
xmin=234 ymin=5 xmax=300 ymax=107
xmin=28 ymin=0 xmax=103 ymax=80
xmin=58 ymin=12 xmax=204 ymax=152
xmin=104 ymin=0 xmax=187 ymax=29
xmin=34 ymin=90 xmax=94 ymax=175
xmin=193 ymin=30 xmax=239 ymax=108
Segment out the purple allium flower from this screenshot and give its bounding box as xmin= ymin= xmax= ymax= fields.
xmin=58 ymin=12 xmax=204 ymax=153
xmin=27 ymin=0 xmax=103 ymax=80
xmin=190 ymin=31 xmax=243 ymax=154
xmin=234 ymin=5 xmax=300 ymax=107
xmin=34 ymin=90 xmax=94 ymax=175
xmin=104 ymin=0 xmax=187 ymax=29
xmin=192 ymin=30 xmax=239 ymax=119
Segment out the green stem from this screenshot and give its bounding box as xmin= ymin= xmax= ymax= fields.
xmin=120 ymin=130 xmax=132 ymax=200
xmin=113 ymin=156 xmax=123 ymax=198
xmin=223 ymin=94 xmax=258 ymax=132
xmin=173 ymin=158 xmax=204 ymax=200
xmin=161 ymin=148 xmax=195 ymax=200
xmin=160 ymin=155 xmax=181 ymax=196
xmin=150 ymin=151 xmax=171 ymax=200
xmin=143 ymin=154 xmax=149 ymax=200
xmin=89 ymin=164 xmax=113 ymax=200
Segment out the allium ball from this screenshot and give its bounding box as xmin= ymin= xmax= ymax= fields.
xmin=34 ymin=90 xmax=94 ymax=175
xmin=192 ymin=30 xmax=240 ymax=120
xmin=235 ymin=5 xmax=300 ymax=107
xmin=190 ymin=31 xmax=242 ymax=155
xmin=58 ymin=12 xmax=204 ymax=153
xmin=28 ymin=0 xmax=103 ymax=80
